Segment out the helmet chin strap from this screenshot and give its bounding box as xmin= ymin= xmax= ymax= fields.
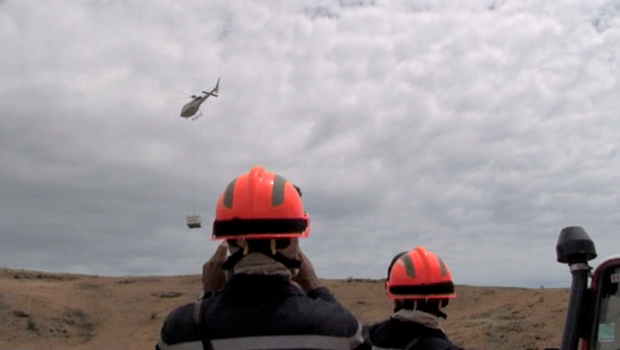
xmin=436 ymin=302 xmax=448 ymax=319
xmin=221 ymin=239 xmax=301 ymax=270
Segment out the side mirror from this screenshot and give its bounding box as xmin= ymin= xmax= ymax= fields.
xmin=556 ymin=226 xmax=597 ymax=264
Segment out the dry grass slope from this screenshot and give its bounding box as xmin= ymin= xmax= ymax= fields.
xmin=0 ymin=268 xmax=569 ymax=350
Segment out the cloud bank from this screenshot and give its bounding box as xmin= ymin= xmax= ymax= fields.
xmin=1 ymin=0 xmax=619 ymax=287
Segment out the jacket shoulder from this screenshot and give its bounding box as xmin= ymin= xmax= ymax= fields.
xmin=292 ymin=288 xmax=361 ymax=333
xmin=406 ymin=336 xmax=462 ymax=350
xmin=365 ymin=319 xmax=461 ymax=350
xmin=160 ymin=302 xmax=202 ymax=345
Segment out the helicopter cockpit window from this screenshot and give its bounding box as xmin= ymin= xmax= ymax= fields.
xmin=594 ymin=265 xmax=620 ymax=350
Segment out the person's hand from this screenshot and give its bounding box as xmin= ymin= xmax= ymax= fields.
xmin=201 ymin=241 xmax=228 ymax=292
xmin=292 ymin=247 xmax=322 ymax=292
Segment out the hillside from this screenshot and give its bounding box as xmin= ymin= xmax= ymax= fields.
xmin=0 ymin=268 xmax=569 ymax=350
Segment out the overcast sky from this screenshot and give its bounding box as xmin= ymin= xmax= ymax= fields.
xmin=1 ymin=0 xmax=619 ymax=288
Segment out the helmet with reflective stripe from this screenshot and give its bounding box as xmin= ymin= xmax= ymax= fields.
xmin=212 ymin=166 xmax=310 ymax=240
xmin=386 ymin=246 xmax=455 ymax=300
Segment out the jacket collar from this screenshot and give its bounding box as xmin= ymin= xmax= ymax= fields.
xmin=223 ymin=273 xmax=304 ymax=296
xmin=391 ymin=309 xmax=444 ymax=331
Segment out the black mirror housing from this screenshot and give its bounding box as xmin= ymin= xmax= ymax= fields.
xmin=556 ymin=226 xmax=597 ymax=264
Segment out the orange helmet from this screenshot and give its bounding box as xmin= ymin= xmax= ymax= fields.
xmin=386 ymin=246 xmax=455 ymax=300
xmin=212 ymin=166 xmax=310 ymax=240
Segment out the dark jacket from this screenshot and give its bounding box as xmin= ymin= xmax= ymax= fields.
xmin=364 ymin=310 xmax=462 ymax=350
xmin=157 ymin=274 xmax=365 ymax=350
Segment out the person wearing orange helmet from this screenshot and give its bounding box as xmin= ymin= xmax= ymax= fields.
xmin=364 ymin=246 xmax=463 ymax=350
xmin=156 ymin=166 xmax=366 ymax=350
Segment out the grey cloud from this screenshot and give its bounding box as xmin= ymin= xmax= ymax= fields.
xmin=1 ymin=0 xmax=619 ymax=288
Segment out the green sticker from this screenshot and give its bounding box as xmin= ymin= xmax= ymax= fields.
xmin=598 ymin=323 xmax=615 ymax=343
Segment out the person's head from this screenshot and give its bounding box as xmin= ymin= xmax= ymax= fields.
xmin=211 ymin=166 xmax=310 ymax=275
xmin=385 ymin=246 xmax=455 ymax=319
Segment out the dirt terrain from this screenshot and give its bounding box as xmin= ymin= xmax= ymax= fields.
xmin=0 ymin=267 xmax=570 ymax=350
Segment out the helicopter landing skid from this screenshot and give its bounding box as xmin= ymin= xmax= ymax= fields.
xmin=191 ymin=111 xmax=203 ymax=121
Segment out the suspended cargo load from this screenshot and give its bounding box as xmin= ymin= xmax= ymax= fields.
xmin=186 ymin=214 xmax=202 ymax=229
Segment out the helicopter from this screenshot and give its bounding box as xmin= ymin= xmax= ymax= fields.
xmin=179 ymin=77 xmax=220 ymax=120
